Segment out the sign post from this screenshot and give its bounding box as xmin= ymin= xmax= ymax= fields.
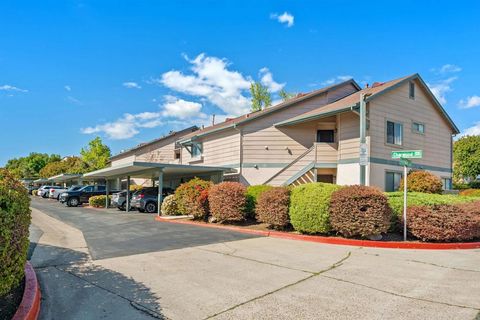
xmin=391 ymin=150 xmax=423 ymax=241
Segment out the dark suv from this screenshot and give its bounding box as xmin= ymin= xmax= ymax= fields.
xmin=60 ymin=185 xmax=118 ymax=207
xmin=131 ymin=187 xmax=174 ymax=213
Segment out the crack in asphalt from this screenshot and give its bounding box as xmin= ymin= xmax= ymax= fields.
xmin=407 ymin=259 xmax=480 ymax=273
xmin=203 ymin=251 xmax=352 ymax=319
xmin=320 ymin=274 xmax=480 ymax=311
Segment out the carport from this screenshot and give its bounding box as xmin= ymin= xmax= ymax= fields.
xmin=47 ymin=173 xmax=83 ymax=187
xmin=83 ymin=161 xmax=234 ymax=215
xmin=33 ymin=178 xmax=49 ymax=186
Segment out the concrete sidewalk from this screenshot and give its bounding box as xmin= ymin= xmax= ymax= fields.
xmin=30 ymin=203 xmax=480 ymax=320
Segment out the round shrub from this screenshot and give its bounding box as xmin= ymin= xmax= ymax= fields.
xmin=289 ymin=182 xmax=342 ymax=234
xmin=458 ymin=201 xmax=480 ymax=216
xmin=0 ymin=169 xmax=31 ymax=296
xmin=245 ymin=185 xmax=273 ymax=219
xmin=399 ymin=171 xmax=443 ymax=194
xmin=255 ymin=187 xmax=290 ymax=229
xmin=459 ymin=189 xmax=480 ymax=197
xmin=407 ymin=204 xmax=480 ymax=242
xmin=209 ymin=182 xmax=247 ymax=223
xmin=175 ymin=177 xmax=212 ymax=220
xmin=469 ymin=181 xmax=480 ymax=189
xmin=89 ymin=195 xmax=112 ymax=208
xmin=329 ymin=185 xmax=392 ymax=238
xmin=161 ymin=194 xmax=179 ymax=216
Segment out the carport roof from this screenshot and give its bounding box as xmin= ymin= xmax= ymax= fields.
xmin=83 ymin=161 xmax=235 ymax=179
xmin=48 ymin=173 xmax=83 ymax=182
xmin=33 ymin=178 xmax=49 ymax=183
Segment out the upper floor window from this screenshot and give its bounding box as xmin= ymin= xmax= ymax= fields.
xmin=191 ymin=142 xmax=202 ymax=157
xmin=316 ymin=130 xmax=335 ymax=143
xmin=409 ymin=81 xmax=415 ymax=99
xmin=386 ymin=121 xmax=403 ymax=145
xmin=412 ymin=122 xmax=425 ymax=134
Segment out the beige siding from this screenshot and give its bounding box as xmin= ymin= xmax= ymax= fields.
xmin=338 ymin=112 xmax=360 ymax=160
xmin=111 ymin=155 xmax=136 ymax=166
xmin=267 ymin=146 xmax=316 ymax=186
xmin=368 ymin=79 xmax=453 ymax=170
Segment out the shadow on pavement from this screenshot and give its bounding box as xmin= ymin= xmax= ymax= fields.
xmin=30 ymin=243 xmax=164 ymax=320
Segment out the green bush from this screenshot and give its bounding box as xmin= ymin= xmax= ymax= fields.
xmin=175 ymin=177 xmax=213 ymax=220
xmin=161 ymin=194 xmax=179 ymax=216
xmin=255 ymin=187 xmax=290 ymax=229
xmin=209 ymin=182 xmax=247 ymax=223
xmin=289 ymin=182 xmax=342 ymax=234
xmin=0 ymin=169 xmax=31 ymax=296
xmin=329 ymin=185 xmax=392 ymax=238
xmin=469 ymin=181 xmax=480 ymax=189
xmin=399 ymin=171 xmax=443 ymax=194
xmin=89 ymin=195 xmax=112 ymax=208
xmin=387 ymin=192 xmax=480 ymax=217
xmin=245 ymin=185 xmax=273 ymax=219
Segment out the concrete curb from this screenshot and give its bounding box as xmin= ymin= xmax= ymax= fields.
xmin=155 ymin=216 xmax=480 ymax=250
xmin=12 ymin=261 xmax=41 ymax=320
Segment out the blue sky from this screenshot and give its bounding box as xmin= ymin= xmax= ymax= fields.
xmin=1 ymin=0 xmax=480 ymax=165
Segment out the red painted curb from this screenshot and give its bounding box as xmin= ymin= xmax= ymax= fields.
xmin=12 ymin=262 xmax=41 ymax=320
xmin=155 ymin=216 xmax=480 ymax=250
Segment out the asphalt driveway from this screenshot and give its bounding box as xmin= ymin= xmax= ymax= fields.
xmin=29 ymin=197 xmax=480 ymax=320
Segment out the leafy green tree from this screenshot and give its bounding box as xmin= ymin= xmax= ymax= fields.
xmin=39 ymin=156 xmax=88 ymax=178
xmin=80 ymin=137 xmax=111 ymax=171
xmin=250 ymin=82 xmax=272 ymax=112
xmin=279 ymin=89 xmax=295 ymax=101
xmin=453 ymin=135 xmax=480 ymax=181
xmin=4 ymin=153 xmax=61 ymax=178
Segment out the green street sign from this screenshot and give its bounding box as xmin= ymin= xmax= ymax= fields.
xmin=391 ymin=150 xmax=423 ymax=159
xmin=399 ymin=158 xmax=412 ymax=167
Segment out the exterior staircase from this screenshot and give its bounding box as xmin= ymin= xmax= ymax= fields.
xmin=265 ymin=145 xmax=316 ymax=186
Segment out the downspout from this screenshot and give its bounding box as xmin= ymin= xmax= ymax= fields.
xmin=233 ymin=123 xmax=243 ymax=180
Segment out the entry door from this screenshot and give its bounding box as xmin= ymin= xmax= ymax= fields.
xmin=316 ymin=130 xmax=335 ymax=143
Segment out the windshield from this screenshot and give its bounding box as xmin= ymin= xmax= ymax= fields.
xmin=67 ymin=185 xmax=83 ymax=191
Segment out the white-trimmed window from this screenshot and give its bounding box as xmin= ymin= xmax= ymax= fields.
xmin=191 ymin=142 xmax=203 ymax=157
xmin=387 ymin=121 xmax=403 ymax=145
xmin=442 ymin=178 xmax=452 ymax=190
xmin=385 ymin=171 xmax=402 ymax=192
xmin=412 ymin=122 xmax=425 ymax=134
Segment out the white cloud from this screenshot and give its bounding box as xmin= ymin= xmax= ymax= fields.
xmin=259 ymin=67 xmax=285 ymax=92
xmin=459 ymin=122 xmax=480 ymax=137
xmin=157 ymin=53 xmax=254 ymax=116
xmin=66 ymin=96 xmax=82 ymax=105
xmin=427 ymin=76 xmax=457 ymax=105
xmin=320 ymin=75 xmax=353 ymax=86
xmin=161 ymin=95 xmax=206 ymax=119
xmin=81 ymin=112 xmax=164 ymax=140
xmin=432 ymin=64 xmax=462 ymax=74
xmin=64 ymin=85 xmax=71 ymax=91
xmin=123 ymin=82 xmax=142 ymax=89
xmin=0 ymin=85 xmax=28 ymax=92
xmin=270 ymin=12 xmax=294 ymax=27
xmin=459 ymin=95 xmax=480 ymax=109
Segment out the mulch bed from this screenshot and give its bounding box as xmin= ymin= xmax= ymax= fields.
xmin=0 ymin=277 xmax=25 ymax=320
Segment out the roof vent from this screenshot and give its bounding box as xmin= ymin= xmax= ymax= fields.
xmin=372 ymin=82 xmax=385 ymax=88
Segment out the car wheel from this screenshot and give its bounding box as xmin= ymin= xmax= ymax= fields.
xmin=137 ymin=208 xmax=145 ymax=213
xmin=145 ymin=202 xmax=157 ymax=214
xmin=57 ymin=195 xmax=61 ymax=201
xmin=42 ymin=193 xmax=48 ymax=198
xmin=67 ymin=197 xmax=79 ymax=207
xmin=118 ymin=202 xmax=126 ymax=211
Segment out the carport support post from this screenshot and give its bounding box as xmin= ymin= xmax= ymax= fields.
xmin=157 ymin=169 xmax=163 ymax=216
xmin=126 ymin=176 xmax=131 ymax=213
xmin=105 ymin=180 xmax=109 ymax=208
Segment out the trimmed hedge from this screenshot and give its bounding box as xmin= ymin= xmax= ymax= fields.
xmin=161 ymin=194 xmax=179 ymax=216
xmin=387 ymin=192 xmax=479 ymax=217
xmin=329 ymin=185 xmax=392 ymax=238
xmin=459 ymin=189 xmax=480 ymax=197
xmin=407 ymin=204 xmax=480 ymax=242
xmin=469 ymin=181 xmax=480 ymax=189
xmin=209 ymin=182 xmax=247 ymax=223
xmin=255 ymin=187 xmax=290 ymax=229
xmin=245 ymin=185 xmax=273 ymax=219
xmin=175 ymin=178 xmax=212 ymax=219
xmin=289 ymin=183 xmax=341 ymax=234
xmin=399 ymin=171 xmax=443 ymax=194
xmin=460 ymin=201 xmax=480 ymax=215
xmin=89 ymin=195 xmax=112 ymax=208
xmin=0 ymin=169 xmax=31 ymax=296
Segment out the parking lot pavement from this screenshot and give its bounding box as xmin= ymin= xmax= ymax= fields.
xmin=30 ymin=198 xmax=480 ymax=320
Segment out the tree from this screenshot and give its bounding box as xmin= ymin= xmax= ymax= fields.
xmin=39 ymin=156 xmax=89 ymax=178
xmin=250 ymin=82 xmax=272 ymax=112
xmin=279 ymin=89 xmax=295 ymax=101
xmin=453 ymin=135 xmax=480 ymax=181
xmin=4 ymin=153 xmax=61 ymax=178
xmin=80 ymin=137 xmax=111 ymax=171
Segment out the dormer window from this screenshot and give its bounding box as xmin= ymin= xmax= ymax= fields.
xmin=409 ymin=81 xmax=415 ymax=100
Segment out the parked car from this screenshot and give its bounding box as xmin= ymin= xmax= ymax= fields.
xmin=50 ymin=185 xmax=83 ymax=200
xmin=130 ymin=187 xmax=174 ymax=213
xmin=60 ymin=185 xmax=119 ymax=207
xmin=111 ymin=190 xmax=135 ymax=211
xmin=37 ymin=185 xmax=62 ymax=198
